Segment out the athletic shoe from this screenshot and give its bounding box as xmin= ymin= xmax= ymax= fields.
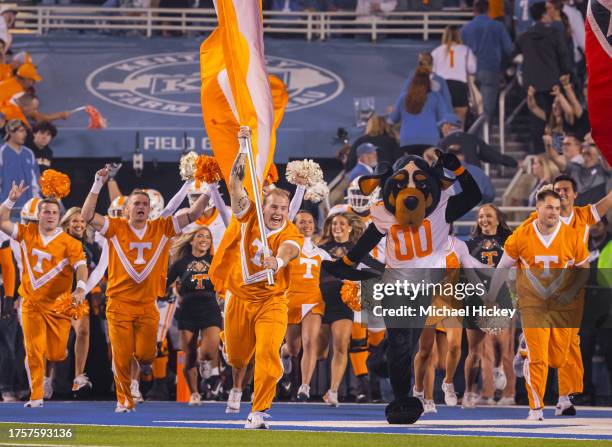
xmin=513 ymin=333 xmax=527 ymax=378
xmin=278 ymin=376 xmax=292 ymax=399
xmin=355 ymin=375 xmax=369 ymax=403
xmin=244 ymin=411 xmax=270 ymax=429
xmin=24 ymin=399 xmax=43 ymax=408
xmin=527 ymin=409 xmax=544 ymax=421
xmin=43 ymin=376 xmax=53 ymax=400
xmin=1 ymin=392 xmax=16 ymax=402
xmin=476 ymin=397 xmax=496 ymax=406
xmin=226 ymin=388 xmax=242 ymax=414
xmin=72 ymin=374 xmax=93 ymax=394
xmin=323 ymin=390 xmax=339 ymax=407
xmin=441 ymin=381 xmax=458 ymax=406
xmin=281 ymin=354 xmax=292 ymax=375
xmin=423 ymin=400 xmax=437 ymax=414
xmin=115 ymin=403 xmax=132 ymax=413
xmin=297 ymin=384 xmax=310 ymax=402
xmin=412 ymin=385 xmax=425 ymax=403
xmin=131 ymin=380 xmax=144 ymax=404
xmin=462 ymin=392 xmax=479 ymax=408
xmin=497 ymin=397 xmax=516 ymax=406
xmin=493 ymin=367 xmax=507 ymax=390
xmin=207 ymin=375 xmax=224 ymax=400
xmin=188 ymin=393 xmax=202 ymax=406
xmin=555 ymin=396 xmax=576 ymax=416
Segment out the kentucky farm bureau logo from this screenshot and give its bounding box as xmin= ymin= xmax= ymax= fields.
xmin=86 ymin=52 xmax=344 ymax=117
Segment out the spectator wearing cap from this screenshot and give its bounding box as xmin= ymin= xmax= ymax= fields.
xmin=348 ymin=114 xmax=400 ymax=170
xmin=0 ymin=120 xmax=40 ymax=217
xmin=0 ymin=59 xmax=41 ymax=106
xmin=349 ymin=143 xmax=378 ymax=182
xmin=26 ymin=121 xmax=56 ymax=174
xmin=437 ymin=113 xmax=518 ymax=168
xmin=461 ymin=0 xmax=512 ymax=121
xmin=0 ymin=5 xmax=17 ymax=56
xmin=448 ymin=145 xmax=495 ymax=203
xmin=391 ymin=66 xmax=447 ymax=156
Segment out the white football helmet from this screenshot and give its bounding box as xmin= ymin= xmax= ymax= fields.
xmin=347 ymin=176 xmax=379 ymax=213
xmin=144 ymin=189 xmax=165 ymax=220
xmin=20 ymin=197 xmax=41 ymax=223
xmin=108 ymin=195 xmax=127 ymax=218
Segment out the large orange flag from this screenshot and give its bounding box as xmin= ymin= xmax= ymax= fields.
xmin=200 ymin=0 xmax=288 ymax=293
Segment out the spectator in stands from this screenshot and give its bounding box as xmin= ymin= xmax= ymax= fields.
xmin=0 ymin=6 xmax=16 ymax=56
xmin=545 ymin=132 xmax=582 ymax=172
xmin=514 ymin=0 xmax=539 ymax=36
xmin=348 ymin=143 xmax=377 ymax=182
xmin=26 ymin=122 xmax=56 ymax=174
xmin=546 ymin=0 xmax=575 ymax=69
xmin=1 ymin=93 xmax=71 ymax=129
xmin=0 ymin=40 xmax=11 ymax=82
xmin=514 ymin=1 xmax=572 ymax=154
xmin=461 ymin=0 xmax=512 ymax=121
xmin=561 ymin=73 xmax=589 ymax=139
xmin=447 ymin=145 xmax=495 ymax=203
xmin=561 ymin=0 xmax=585 ymax=75
xmin=526 ymin=154 xmax=559 ymax=206
xmin=0 ymin=120 xmax=40 ymax=217
xmin=400 ymin=52 xmax=453 ymax=115
xmin=566 ymin=143 xmax=611 ymax=196
xmin=390 ymin=66 xmax=446 ymax=156
xmin=348 ymin=115 xmax=399 ymax=170
xmin=431 ymin=26 xmax=477 ymax=129
xmin=355 ymin=0 xmax=397 ymax=20
xmin=0 ymin=61 xmax=41 ymax=106
xmin=437 ymin=113 xmax=518 ymax=169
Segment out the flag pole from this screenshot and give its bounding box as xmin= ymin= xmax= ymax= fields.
xmin=239 ymin=128 xmax=275 ymax=286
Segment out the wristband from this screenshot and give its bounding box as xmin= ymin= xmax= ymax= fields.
xmin=275 ymin=257 xmax=285 ymax=271
xmin=90 ymin=178 xmax=104 ymax=195
xmin=2 ymin=199 xmax=15 ymax=210
xmin=76 ymin=280 xmax=87 ymax=292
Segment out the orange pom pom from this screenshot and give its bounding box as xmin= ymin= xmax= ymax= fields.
xmin=340 ymin=281 xmax=361 ymax=312
xmin=40 ymin=169 xmax=71 ymax=199
xmin=52 ymin=292 xmax=89 ymax=320
xmin=195 ymin=155 xmax=223 ymax=184
xmin=266 ymin=163 xmax=279 ymax=184
xmin=85 ymin=105 xmax=108 ymax=129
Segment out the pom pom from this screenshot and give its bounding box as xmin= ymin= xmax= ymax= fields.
xmin=340 ymin=280 xmax=362 ymax=312
xmin=285 ymin=159 xmax=324 ymax=187
xmin=85 ymin=105 xmax=107 ymax=129
xmin=195 ymin=155 xmax=223 ymax=184
xmin=266 ymin=163 xmax=279 ymax=184
xmin=52 ymin=292 xmax=89 ymax=320
xmin=40 ymin=169 xmax=71 ymax=199
xmin=304 ymin=182 xmax=329 ymax=203
xmin=179 ymin=151 xmax=199 ymax=181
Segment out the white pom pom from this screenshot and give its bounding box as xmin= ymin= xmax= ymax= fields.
xmin=304 ymin=182 xmax=329 ymax=203
xmin=285 ymin=159 xmax=324 ymax=187
xmin=179 ymin=151 xmax=199 ymax=181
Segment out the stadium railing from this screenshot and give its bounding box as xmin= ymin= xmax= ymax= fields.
xmin=499 ymin=66 xmax=527 ymax=156
xmin=12 ymin=6 xmax=472 ymax=41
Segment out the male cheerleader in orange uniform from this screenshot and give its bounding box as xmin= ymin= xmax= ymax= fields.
xmin=81 ymin=167 xmax=210 ymax=412
xmin=212 ymin=127 xmax=303 ymax=429
xmin=0 ymin=181 xmax=87 ymax=408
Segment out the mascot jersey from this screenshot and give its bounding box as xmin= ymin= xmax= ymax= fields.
xmin=370 ymin=188 xmax=453 ymax=268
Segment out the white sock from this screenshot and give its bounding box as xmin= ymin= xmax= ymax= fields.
xmin=558 ymin=395 xmax=570 ymax=405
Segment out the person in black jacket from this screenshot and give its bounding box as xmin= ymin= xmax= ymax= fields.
xmin=347 ymin=115 xmax=400 ymax=171
xmin=513 ymin=1 xmax=572 ymax=154
xmin=167 ymin=226 xmax=222 ymax=406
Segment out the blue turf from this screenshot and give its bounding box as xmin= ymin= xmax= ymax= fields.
xmin=1 ymin=402 xmax=611 ymax=440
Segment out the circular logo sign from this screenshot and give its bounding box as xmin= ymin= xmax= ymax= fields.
xmin=86 ymin=52 xmax=344 ymax=117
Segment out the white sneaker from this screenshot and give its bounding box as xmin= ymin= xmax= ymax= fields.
xmin=493 ymin=367 xmax=507 ymax=390
xmin=244 ymin=411 xmax=270 ymax=429
xmin=43 ymin=376 xmax=53 ymax=400
xmin=188 ymin=392 xmax=202 ymax=406
xmin=412 ymin=385 xmax=425 ymax=403
xmin=323 ymin=390 xmax=339 ymax=407
xmin=555 ymin=396 xmax=576 ymax=416
xmin=527 ymin=409 xmax=544 ymax=421
xmin=24 ymin=399 xmax=43 ymax=408
xmin=115 ymin=403 xmax=132 ymax=413
xmin=462 ymin=392 xmax=478 ymax=408
xmin=2 ymin=392 xmax=16 ymax=402
xmin=72 ymin=374 xmax=93 ymax=392
xmin=281 ymin=355 xmax=292 ymax=375
xmin=441 ymin=382 xmax=458 ymax=406
xmin=476 ymin=396 xmax=496 ymax=406
xmin=297 ymin=384 xmax=310 ymax=402
xmin=497 ymin=397 xmax=516 ymax=406
xmin=423 ymin=399 xmax=437 ymax=413
xmin=226 ymin=388 xmax=242 ymax=414
xmin=513 ymin=333 xmax=527 ymax=378
xmin=130 ymin=380 xmax=143 ymax=404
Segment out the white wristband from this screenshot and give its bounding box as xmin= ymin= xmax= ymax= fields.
xmin=275 ymin=257 xmax=285 ymax=271
xmin=2 ymin=199 xmax=15 ymax=210
xmin=76 ymin=280 xmax=87 ymax=292
xmin=90 ymin=178 xmax=104 ymax=195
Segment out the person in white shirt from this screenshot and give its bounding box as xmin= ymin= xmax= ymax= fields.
xmin=431 ymin=25 xmax=477 ymax=129
xmin=561 ymin=0 xmax=585 ymax=64
xmin=0 ymin=6 xmax=17 ymax=56
xmin=355 ymin=0 xmax=397 ymax=21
